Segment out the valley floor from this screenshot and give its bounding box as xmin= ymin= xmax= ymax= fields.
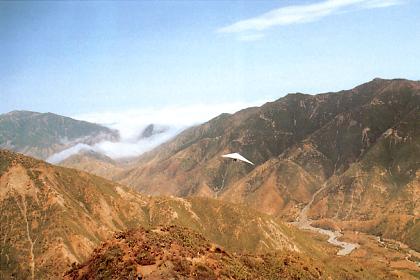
xmin=290 ymin=182 xmax=420 ymax=279
xmin=292 ymin=203 xmax=420 ymax=278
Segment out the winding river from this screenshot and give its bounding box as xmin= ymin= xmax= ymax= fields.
xmin=293 ymin=184 xmax=359 ymax=256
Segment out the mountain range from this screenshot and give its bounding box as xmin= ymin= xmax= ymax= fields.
xmin=1 ymin=78 xmax=419 ymax=279
xmin=2 ymin=149 xmax=416 ymax=279
xmin=109 ymin=78 xmax=419 ymax=251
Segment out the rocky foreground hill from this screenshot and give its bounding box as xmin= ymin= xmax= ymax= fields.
xmin=65 ymin=225 xmax=381 ymax=280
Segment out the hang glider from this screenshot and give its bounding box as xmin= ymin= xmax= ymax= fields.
xmin=221 ymin=153 xmax=254 ymax=165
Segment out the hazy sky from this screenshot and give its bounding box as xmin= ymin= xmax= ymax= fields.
xmin=1 ymin=0 xmax=419 ymax=117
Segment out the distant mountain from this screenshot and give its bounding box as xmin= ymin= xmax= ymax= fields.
xmin=138 ymin=124 xmax=169 ymax=140
xmin=0 ymin=110 xmax=119 ymax=159
xmin=113 ymin=78 xmax=419 ymax=251
xmin=58 ymin=124 xmax=174 ymax=179
xmin=0 ymin=149 xmax=305 ymax=279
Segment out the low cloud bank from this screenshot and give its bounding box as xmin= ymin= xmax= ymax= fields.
xmin=47 ymin=102 xmax=264 ymax=163
xmin=47 ymin=143 xmax=94 ymax=163
xmin=47 ymin=126 xmax=183 ymax=163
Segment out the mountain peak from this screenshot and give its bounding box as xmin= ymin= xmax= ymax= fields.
xmin=368 ymin=77 xmax=420 ymax=86
xmin=4 ymin=110 xmax=40 ymax=116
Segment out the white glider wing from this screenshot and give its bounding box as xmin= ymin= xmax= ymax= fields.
xmin=221 ymin=153 xmax=254 ymax=165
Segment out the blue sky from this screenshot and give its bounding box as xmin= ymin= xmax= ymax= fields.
xmin=1 ymin=0 xmax=419 ymax=117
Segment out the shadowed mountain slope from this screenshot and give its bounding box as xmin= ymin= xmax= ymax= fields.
xmin=309 ymin=106 xmax=420 ymax=251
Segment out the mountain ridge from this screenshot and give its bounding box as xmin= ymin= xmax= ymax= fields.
xmin=108 ymin=78 xmax=419 ymax=251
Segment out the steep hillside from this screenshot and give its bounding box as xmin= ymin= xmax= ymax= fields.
xmin=0 ymin=149 xmax=146 ymax=279
xmin=223 ymin=79 xmax=420 ymax=219
xmin=114 ymin=78 xmax=419 ymax=249
xmin=0 ymin=150 xmax=303 ymax=279
xmin=0 ymin=110 xmax=118 ymax=159
xmin=58 ymin=150 xmax=125 ymax=179
xmin=309 ymin=107 xmax=420 ymax=251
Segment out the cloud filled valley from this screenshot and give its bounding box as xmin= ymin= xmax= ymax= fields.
xmin=47 ymin=102 xmax=263 ymax=163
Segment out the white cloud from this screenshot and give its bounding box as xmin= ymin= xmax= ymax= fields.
xmin=47 ymin=101 xmax=266 ymax=162
xmin=237 ymin=33 xmax=266 ymax=42
xmin=89 ymin=126 xmax=183 ymax=159
xmin=217 ymin=0 xmax=405 ymax=34
xmin=359 ymin=0 xmax=405 ymax=8
xmin=47 ymin=143 xmax=94 ymax=163
xmin=73 ymin=102 xmax=263 ymax=140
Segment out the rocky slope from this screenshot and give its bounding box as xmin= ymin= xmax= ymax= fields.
xmin=309 ymin=105 xmax=420 ymax=251
xmin=65 ymin=225 xmax=382 ymax=280
xmin=0 ymin=110 xmax=118 ymax=159
xmin=0 ymin=150 xmax=305 ymax=279
xmin=113 ymin=78 xmax=419 ymax=250
xmin=58 ymin=150 xmax=125 ymax=179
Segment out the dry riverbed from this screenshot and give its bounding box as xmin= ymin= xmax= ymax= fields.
xmin=292 ymin=184 xmax=359 ymax=256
